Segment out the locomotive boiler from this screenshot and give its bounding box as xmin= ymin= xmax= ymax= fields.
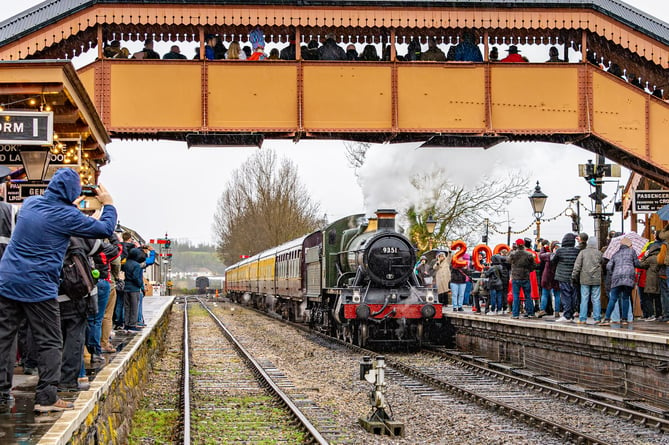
xmin=225 ymin=209 xmax=442 ymax=348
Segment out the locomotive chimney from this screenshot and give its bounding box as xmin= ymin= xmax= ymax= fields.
xmin=375 ymin=209 xmax=397 ymax=231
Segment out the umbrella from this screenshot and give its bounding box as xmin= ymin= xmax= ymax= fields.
xmin=603 ymin=232 xmax=648 ymax=260
xmin=657 ymin=204 xmax=669 ymax=221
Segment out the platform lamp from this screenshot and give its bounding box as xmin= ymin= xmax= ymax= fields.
xmin=425 ymin=214 xmax=437 ymax=251
xmin=18 ymin=146 xmax=51 ymax=182
xmin=528 ymin=181 xmax=548 ymax=245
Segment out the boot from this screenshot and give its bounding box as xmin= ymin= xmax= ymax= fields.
xmin=555 ymin=311 xmax=560 ymax=318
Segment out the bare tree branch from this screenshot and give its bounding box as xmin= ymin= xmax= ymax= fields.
xmin=213 ymin=150 xmax=322 ymax=264
xmin=406 ymin=169 xmax=529 ymax=250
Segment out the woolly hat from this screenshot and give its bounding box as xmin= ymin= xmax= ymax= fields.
xmin=620 ymin=237 xmax=633 ymax=247
xmin=249 ymin=28 xmax=265 ymax=50
xmin=515 ymin=238 xmax=525 ymax=246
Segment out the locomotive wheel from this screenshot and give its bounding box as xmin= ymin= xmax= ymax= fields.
xmin=357 ymin=323 xmax=368 ymax=348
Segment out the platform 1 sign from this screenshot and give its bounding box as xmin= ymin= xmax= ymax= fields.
xmin=0 ymin=111 xmax=53 ymax=145
xmin=4 ymin=183 xmax=47 ymax=203
xmin=633 ymin=190 xmax=669 ymax=213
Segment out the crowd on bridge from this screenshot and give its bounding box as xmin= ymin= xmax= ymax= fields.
xmin=417 ymin=230 xmax=669 ymax=325
xmin=0 ymin=169 xmax=155 ymax=413
xmin=102 ymin=26 xmax=665 ymax=99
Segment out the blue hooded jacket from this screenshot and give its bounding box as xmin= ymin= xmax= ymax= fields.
xmin=122 ymin=247 xmax=146 ymax=293
xmin=0 ymin=168 xmax=117 ymax=302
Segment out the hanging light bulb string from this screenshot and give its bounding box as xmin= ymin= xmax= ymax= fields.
xmin=488 ymin=207 xmax=570 ymax=236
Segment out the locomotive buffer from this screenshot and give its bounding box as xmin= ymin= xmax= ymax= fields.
xmin=358 ymin=356 xmax=404 ymax=437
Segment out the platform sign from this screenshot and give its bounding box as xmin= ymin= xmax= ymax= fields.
xmin=633 ymin=190 xmax=669 ymax=213
xmin=4 ymin=183 xmax=48 ymax=203
xmin=0 ymin=111 xmax=53 ymax=145
xmin=0 ymin=145 xmax=23 ymax=167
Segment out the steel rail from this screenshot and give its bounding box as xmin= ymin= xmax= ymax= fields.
xmin=234 ymin=302 xmax=634 ymax=445
xmin=182 ymin=297 xmax=191 ymax=445
xmin=197 ymin=298 xmax=329 ymax=445
xmin=424 ymin=346 xmax=669 ymax=434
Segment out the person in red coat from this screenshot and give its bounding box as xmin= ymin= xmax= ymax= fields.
xmin=501 ymin=45 xmax=529 ymax=63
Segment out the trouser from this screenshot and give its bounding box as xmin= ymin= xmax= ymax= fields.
xmin=438 ymin=292 xmax=449 ymax=305
xmin=559 ymin=282 xmax=576 ymax=320
xmin=489 ymin=288 xmax=503 ymax=312
xmin=661 ymin=278 xmax=669 ymax=318
xmin=86 ymin=280 xmax=110 ymax=355
xmin=101 ymin=287 xmax=117 ymax=350
xmin=137 ymin=290 xmax=144 ymax=324
xmin=0 ymin=296 xmax=62 ymax=405
xmin=639 ymin=287 xmax=654 ymax=318
xmin=450 ymin=283 xmax=466 ymax=309
xmin=113 ymin=290 xmax=125 ymax=327
xmin=512 ymin=279 xmax=534 ymax=317
xmin=124 ymin=291 xmax=141 ymax=328
xmin=579 ymin=284 xmax=601 ymax=322
xmin=17 ymin=319 xmax=39 ymax=369
xmin=59 ymin=299 xmax=87 ymax=386
xmin=605 ymin=285 xmax=633 ymax=321
xmin=650 ymin=293 xmax=663 ymax=317
xmin=463 ymin=281 xmax=472 ymax=306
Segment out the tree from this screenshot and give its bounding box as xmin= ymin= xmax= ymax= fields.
xmin=343 ymin=141 xmax=371 ymax=178
xmin=213 ymin=150 xmax=322 ymax=264
xmin=405 ymin=168 xmax=528 ymax=252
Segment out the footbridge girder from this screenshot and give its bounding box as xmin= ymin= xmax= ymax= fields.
xmin=77 ymin=60 xmax=669 ymax=185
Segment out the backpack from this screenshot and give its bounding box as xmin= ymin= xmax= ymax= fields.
xmin=60 ymin=238 xmax=98 ymax=300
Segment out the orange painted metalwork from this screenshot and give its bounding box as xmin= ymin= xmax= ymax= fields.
xmin=109 ymin=61 xmax=202 ymax=130
xmin=208 ymin=62 xmax=297 ymax=130
xmin=591 ymin=70 xmax=646 ymax=153
xmin=491 ymin=64 xmax=580 ymax=132
xmin=648 ymin=101 xmax=669 ymax=171
xmin=302 ymin=63 xmax=392 ymax=130
xmin=396 ymin=64 xmax=486 ymax=131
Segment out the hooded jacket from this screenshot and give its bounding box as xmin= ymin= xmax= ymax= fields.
xmin=607 ymin=244 xmax=640 ymax=289
xmin=484 ymin=255 xmax=507 ymax=291
xmin=0 ymin=168 xmax=117 ymax=302
xmin=571 ymin=237 xmax=603 ymax=286
xmin=639 ymin=242 xmax=663 ymax=294
xmin=551 ymin=233 xmax=580 ymax=283
xmin=122 ymin=247 xmax=146 ymax=293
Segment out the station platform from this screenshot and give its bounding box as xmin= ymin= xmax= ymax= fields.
xmin=0 ymin=295 xmax=174 ymax=445
xmin=444 ymin=306 xmax=669 ymax=411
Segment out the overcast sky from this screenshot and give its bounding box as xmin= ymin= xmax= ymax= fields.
xmin=2 ymin=0 xmax=668 ymax=247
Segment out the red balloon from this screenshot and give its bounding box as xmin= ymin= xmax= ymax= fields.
xmin=472 ymin=244 xmax=492 ymax=271
xmin=451 ymin=240 xmax=468 ymax=267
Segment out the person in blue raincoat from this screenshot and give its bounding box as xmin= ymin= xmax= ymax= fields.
xmin=0 ymin=168 xmax=117 ymax=413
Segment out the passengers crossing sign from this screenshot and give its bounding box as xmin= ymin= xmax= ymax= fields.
xmin=633 ymin=190 xmax=669 ymax=214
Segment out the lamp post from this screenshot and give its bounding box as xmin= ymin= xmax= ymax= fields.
xmin=528 ymin=181 xmax=548 ymax=245
xmin=425 ymin=214 xmax=437 ymax=251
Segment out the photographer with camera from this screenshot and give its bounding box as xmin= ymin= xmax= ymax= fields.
xmin=0 ymin=169 xmax=116 ymax=413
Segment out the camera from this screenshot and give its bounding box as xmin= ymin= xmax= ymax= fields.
xmin=81 ymin=185 xmax=98 ymax=197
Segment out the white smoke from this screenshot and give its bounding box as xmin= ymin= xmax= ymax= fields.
xmin=356 ymin=141 xmax=538 ymax=216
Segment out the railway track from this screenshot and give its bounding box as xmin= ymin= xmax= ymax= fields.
xmin=225 ymin=299 xmax=668 ymax=444
xmin=178 ymin=298 xmax=329 ymax=444
xmin=384 ymin=351 xmax=668 ymax=445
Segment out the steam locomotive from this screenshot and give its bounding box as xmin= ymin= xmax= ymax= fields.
xmin=224 ymin=209 xmax=442 ymax=347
